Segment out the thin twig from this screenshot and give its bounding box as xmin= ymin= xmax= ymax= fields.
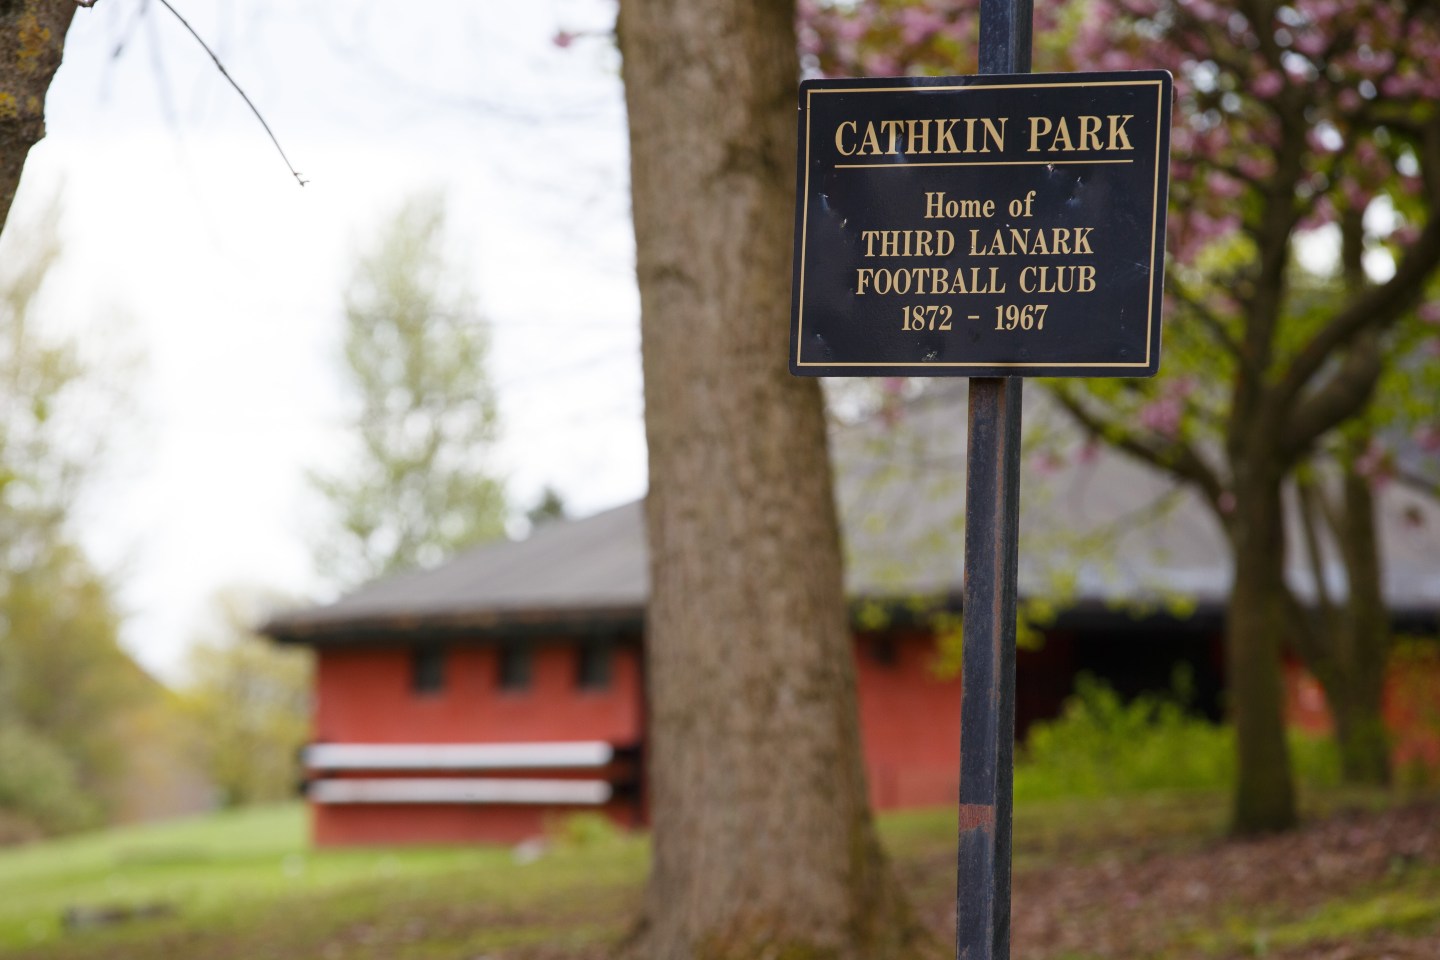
xmin=148 ymin=0 xmax=308 ymax=186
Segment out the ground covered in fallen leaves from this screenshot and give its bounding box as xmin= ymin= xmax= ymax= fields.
xmin=911 ymin=797 xmax=1440 ymax=960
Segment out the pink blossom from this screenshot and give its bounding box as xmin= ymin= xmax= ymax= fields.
xmin=1237 ymin=153 xmax=1275 ymax=181
xmin=863 ymin=52 xmax=900 ymax=77
xmin=1381 ymin=73 xmax=1413 ymax=98
xmin=1299 ymin=0 xmax=1343 ymax=20
xmin=1102 ymin=50 xmax=1132 ymax=71
xmin=835 ymin=17 xmax=871 ymax=44
xmin=1384 ymin=222 xmax=1420 ymax=248
xmin=1138 ymin=396 xmax=1184 ymax=438
xmin=551 ymin=30 xmax=575 ymax=49
xmin=1294 ymin=30 xmax=1327 ymax=58
xmin=1354 ymin=440 xmax=1393 ymax=490
xmin=897 ymin=9 xmax=947 ymax=46
xmin=1218 ymin=491 xmax=1236 ymax=514
xmin=1253 ymin=71 xmax=1285 ymax=98
xmin=1298 ymin=196 xmax=1338 ymax=234
xmin=1031 ymin=451 xmax=1067 ymax=476
xmin=1342 ymin=179 xmax=1373 ymax=213
xmin=1206 ymin=171 xmax=1243 ymax=200
xmin=1354 ymin=138 xmax=1382 ymax=169
xmin=1188 ymin=0 xmax=1223 ymax=25
xmin=1169 ymin=376 xmax=1196 ymax=401
xmin=1418 ymin=301 xmax=1440 ymax=325
xmin=1415 ymin=424 xmax=1440 ymax=454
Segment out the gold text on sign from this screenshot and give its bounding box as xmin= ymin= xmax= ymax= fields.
xmin=835 ymin=117 xmax=1008 ymax=157
xmin=832 ymin=114 xmax=1136 ymax=159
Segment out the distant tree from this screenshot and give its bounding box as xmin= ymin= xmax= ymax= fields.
xmin=312 ymin=193 xmax=507 ymax=586
xmin=0 ymin=0 xmax=77 ymax=238
xmin=618 ymin=0 xmax=927 ymax=957
xmin=0 ymin=201 xmax=151 ymax=831
xmin=806 ymin=0 xmax=1440 ymax=832
xmin=525 ymin=485 xmax=567 ymax=529
xmin=180 ymin=587 xmax=311 ymax=807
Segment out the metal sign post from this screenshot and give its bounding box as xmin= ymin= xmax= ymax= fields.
xmin=957 ymin=9 xmax=1028 ymax=960
xmin=787 ymin=1 xmax=1169 ymax=956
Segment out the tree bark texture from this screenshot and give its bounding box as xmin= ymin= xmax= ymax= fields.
xmin=0 ymin=0 xmax=75 ymax=236
xmin=1317 ymin=469 xmax=1392 ymax=786
xmin=618 ymin=1 xmax=922 ymax=958
xmin=1224 ymin=450 xmax=1298 ymax=834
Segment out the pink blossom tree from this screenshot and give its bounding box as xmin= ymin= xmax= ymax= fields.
xmin=803 ymin=0 xmax=1440 ymax=832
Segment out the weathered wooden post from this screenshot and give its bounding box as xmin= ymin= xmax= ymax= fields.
xmin=789 ymin=12 xmax=1171 ymax=956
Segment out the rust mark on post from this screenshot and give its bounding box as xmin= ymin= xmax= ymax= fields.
xmin=957 ymin=803 xmax=996 ymax=832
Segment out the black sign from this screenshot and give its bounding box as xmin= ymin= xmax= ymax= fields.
xmin=790 ymin=71 xmax=1172 ymax=378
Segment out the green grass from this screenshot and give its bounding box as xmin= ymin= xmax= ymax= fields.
xmin=0 ymin=804 xmax=645 ymax=955
xmin=1188 ymin=867 xmax=1440 ymax=956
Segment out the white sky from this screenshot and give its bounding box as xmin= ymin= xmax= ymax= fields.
xmin=13 ymin=0 xmax=646 ymax=679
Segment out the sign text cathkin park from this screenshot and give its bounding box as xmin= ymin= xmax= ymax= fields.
xmin=789 ymin=71 xmax=1173 ymax=378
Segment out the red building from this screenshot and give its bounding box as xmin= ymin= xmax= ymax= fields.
xmin=266 ymin=386 xmax=1440 ymax=846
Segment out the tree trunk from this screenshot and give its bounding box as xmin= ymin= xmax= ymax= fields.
xmin=1291 ymin=451 xmax=1393 ymax=787
xmin=1328 ymin=467 xmax=1392 ymax=785
xmin=618 ymin=1 xmax=924 ymax=958
xmin=1329 ymin=677 xmax=1391 ymax=785
xmin=1226 ymin=468 xmax=1299 ymax=833
xmin=0 ymin=0 xmax=76 ymax=235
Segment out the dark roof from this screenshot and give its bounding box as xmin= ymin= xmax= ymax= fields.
xmin=266 ymin=383 xmax=1440 ymax=644
xmin=269 ymin=502 xmax=648 ymax=642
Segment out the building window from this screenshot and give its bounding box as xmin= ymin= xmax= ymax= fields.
xmin=867 ymin=636 xmax=899 ymax=667
xmin=498 ymin=643 xmax=533 ymax=691
xmin=412 ymin=646 xmax=446 ymax=695
xmin=576 ymin=640 xmax=613 ymax=691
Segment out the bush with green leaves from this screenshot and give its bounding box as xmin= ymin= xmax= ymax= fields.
xmin=1015 ymin=672 xmax=1339 ymax=801
xmin=0 ymin=723 xmax=99 ymax=841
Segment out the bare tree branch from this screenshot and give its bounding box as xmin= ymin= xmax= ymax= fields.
xmin=1279 ymin=330 xmax=1384 ymax=463
xmin=1167 ymin=273 xmax=1245 ymax=362
xmin=1295 ymin=473 xmax=1337 ymax=619
xmin=1047 ymin=384 xmax=1228 ymax=509
xmin=1281 ymin=583 xmax=1334 ymax=691
xmin=1274 ymin=118 xmax=1440 ymax=416
xmin=152 ymin=0 xmax=307 ymax=186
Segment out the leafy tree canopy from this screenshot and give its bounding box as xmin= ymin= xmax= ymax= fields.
xmin=312 ymin=193 xmax=507 ymax=587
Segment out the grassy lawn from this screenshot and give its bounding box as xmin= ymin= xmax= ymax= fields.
xmin=0 ymin=805 xmax=646 ymax=958
xmin=1 ymin=791 xmax=1437 ymax=959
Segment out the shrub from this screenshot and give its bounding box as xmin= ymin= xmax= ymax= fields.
xmin=1014 ymin=671 xmax=1339 ymax=801
xmin=0 ymin=723 xmax=101 ymax=841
